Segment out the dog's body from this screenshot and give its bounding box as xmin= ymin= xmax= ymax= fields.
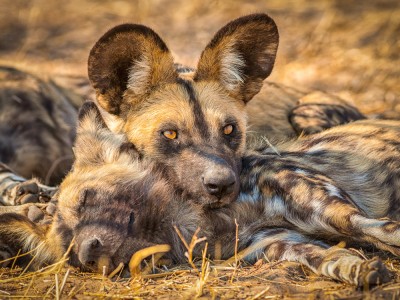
xmin=0 ymin=102 xmax=397 ymax=287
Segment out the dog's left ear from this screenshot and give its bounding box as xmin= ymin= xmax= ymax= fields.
xmin=194 ymin=14 xmax=279 ymax=103
xmin=75 ymin=101 xmax=138 ymax=166
xmin=77 ymin=101 xmax=109 ymax=133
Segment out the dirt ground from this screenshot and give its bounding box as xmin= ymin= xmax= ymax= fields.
xmin=1 ymin=0 xmax=400 ymax=298
xmin=2 ymin=255 xmax=400 ymax=299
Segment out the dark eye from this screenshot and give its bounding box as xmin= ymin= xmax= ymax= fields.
xmin=223 ymin=124 xmax=234 ymax=135
xmin=162 ymin=130 xmax=177 ymax=140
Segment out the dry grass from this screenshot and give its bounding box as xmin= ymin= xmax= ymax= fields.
xmin=1 ymin=0 xmax=400 ymax=298
xmin=2 ymin=247 xmax=400 ymax=299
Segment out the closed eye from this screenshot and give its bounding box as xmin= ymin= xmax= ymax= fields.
xmin=128 ymin=212 xmax=135 ymax=234
xmin=77 ymin=189 xmax=96 ymax=215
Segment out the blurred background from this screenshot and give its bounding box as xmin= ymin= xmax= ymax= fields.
xmin=1 ymin=0 xmax=399 ymax=116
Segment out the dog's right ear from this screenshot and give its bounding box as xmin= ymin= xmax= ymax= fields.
xmin=88 ymin=24 xmax=177 ymax=117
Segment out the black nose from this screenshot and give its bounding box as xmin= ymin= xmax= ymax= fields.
xmin=78 ymin=237 xmax=102 ymax=268
xmin=202 ymin=168 xmax=236 ymax=199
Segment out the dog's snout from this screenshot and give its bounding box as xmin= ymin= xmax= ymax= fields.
xmin=78 ymin=237 xmax=104 ymax=268
xmin=202 ymin=168 xmax=236 ymax=199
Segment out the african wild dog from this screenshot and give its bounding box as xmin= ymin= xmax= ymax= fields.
xmin=0 ymin=14 xmax=364 ymax=207
xmin=1 ymin=101 xmax=399 ymax=287
xmin=87 ymin=13 xmax=280 ymax=208
xmin=87 ymin=13 xmax=365 ymax=208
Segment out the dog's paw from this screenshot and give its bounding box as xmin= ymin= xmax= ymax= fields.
xmin=290 ymin=103 xmax=365 ymax=135
xmin=14 ymin=180 xmax=40 ymax=204
xmin=357 ymin=257 xmax=392 ymax=288
xmin=4 ymin=179 xmax=57 ymax=205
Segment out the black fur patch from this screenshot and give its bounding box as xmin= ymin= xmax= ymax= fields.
xmin=178 ymin=78 xmax=210 ymax=140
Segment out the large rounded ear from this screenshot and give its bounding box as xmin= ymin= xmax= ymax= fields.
xmin=194 ymin=14 xmax=279 ymax=103
xmin=88 ymin=24 xmax=177 ymax=116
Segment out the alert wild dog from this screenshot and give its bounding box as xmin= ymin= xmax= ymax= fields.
xmin=87 ymin=13 xmax=364 ymax=208
xmin=1 ymin=102 xmax=399 ymax=287
xmin=0 ymin=14 xmax=364 ymax=207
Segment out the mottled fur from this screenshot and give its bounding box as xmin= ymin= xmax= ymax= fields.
xmin=1 ymin=102 xmax=398 ymax=287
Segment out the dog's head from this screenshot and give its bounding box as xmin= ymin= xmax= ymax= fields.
xmin=87 ymin=14 xmax=279 ymax=208
xmin=55 ymin=102 xmax=202 ymax=274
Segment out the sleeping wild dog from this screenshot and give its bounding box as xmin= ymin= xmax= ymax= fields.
xmin=1 ymin=101 xmax=399 ymax=287
xmin=0 ymin=14 xmax=364 ymax=208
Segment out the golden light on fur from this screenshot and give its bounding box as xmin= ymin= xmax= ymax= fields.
xmin=0 ymin=0 xmax=399 ymax=297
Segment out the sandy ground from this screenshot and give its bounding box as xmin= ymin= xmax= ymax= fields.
xmin=1 ymin=0 xmax=400 ymax=298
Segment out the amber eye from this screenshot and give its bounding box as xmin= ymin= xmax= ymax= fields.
xmin=223 ymin=124 xmax=234 ymax=135
xmin=162 ymin=130 xmax=177 ymax=140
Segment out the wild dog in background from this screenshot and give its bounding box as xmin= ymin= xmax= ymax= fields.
xmin=0 ymin=66 xmax=83 ymax=206
xmin=1 ymin=102 xmax=399 ymax=287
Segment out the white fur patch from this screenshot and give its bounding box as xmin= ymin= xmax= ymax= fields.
xmin=0 ymin=172 xmax=25 ymax=183
xmin=127 ymin=54 xmax=151 ymax=95
xmin=263 ymin=195 xmax=286 ymax=217
xmin=96 ymin=103 xmax=125 ymax=134
xmin=295 ymin=169 xmax=309 ymax=176
xmin=220 ymin=47 xmax=245 ymax=91
xmin=306 ymin=144 xmax=326 ymax=155
xmin=324 ymin=183 xmax=342 ymax=199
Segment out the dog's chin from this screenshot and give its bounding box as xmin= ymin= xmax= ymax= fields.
xmin=204 ymin=192 xmax=239 ymax=209
xmin=206 ymin=201 xmax=224 ymax=209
